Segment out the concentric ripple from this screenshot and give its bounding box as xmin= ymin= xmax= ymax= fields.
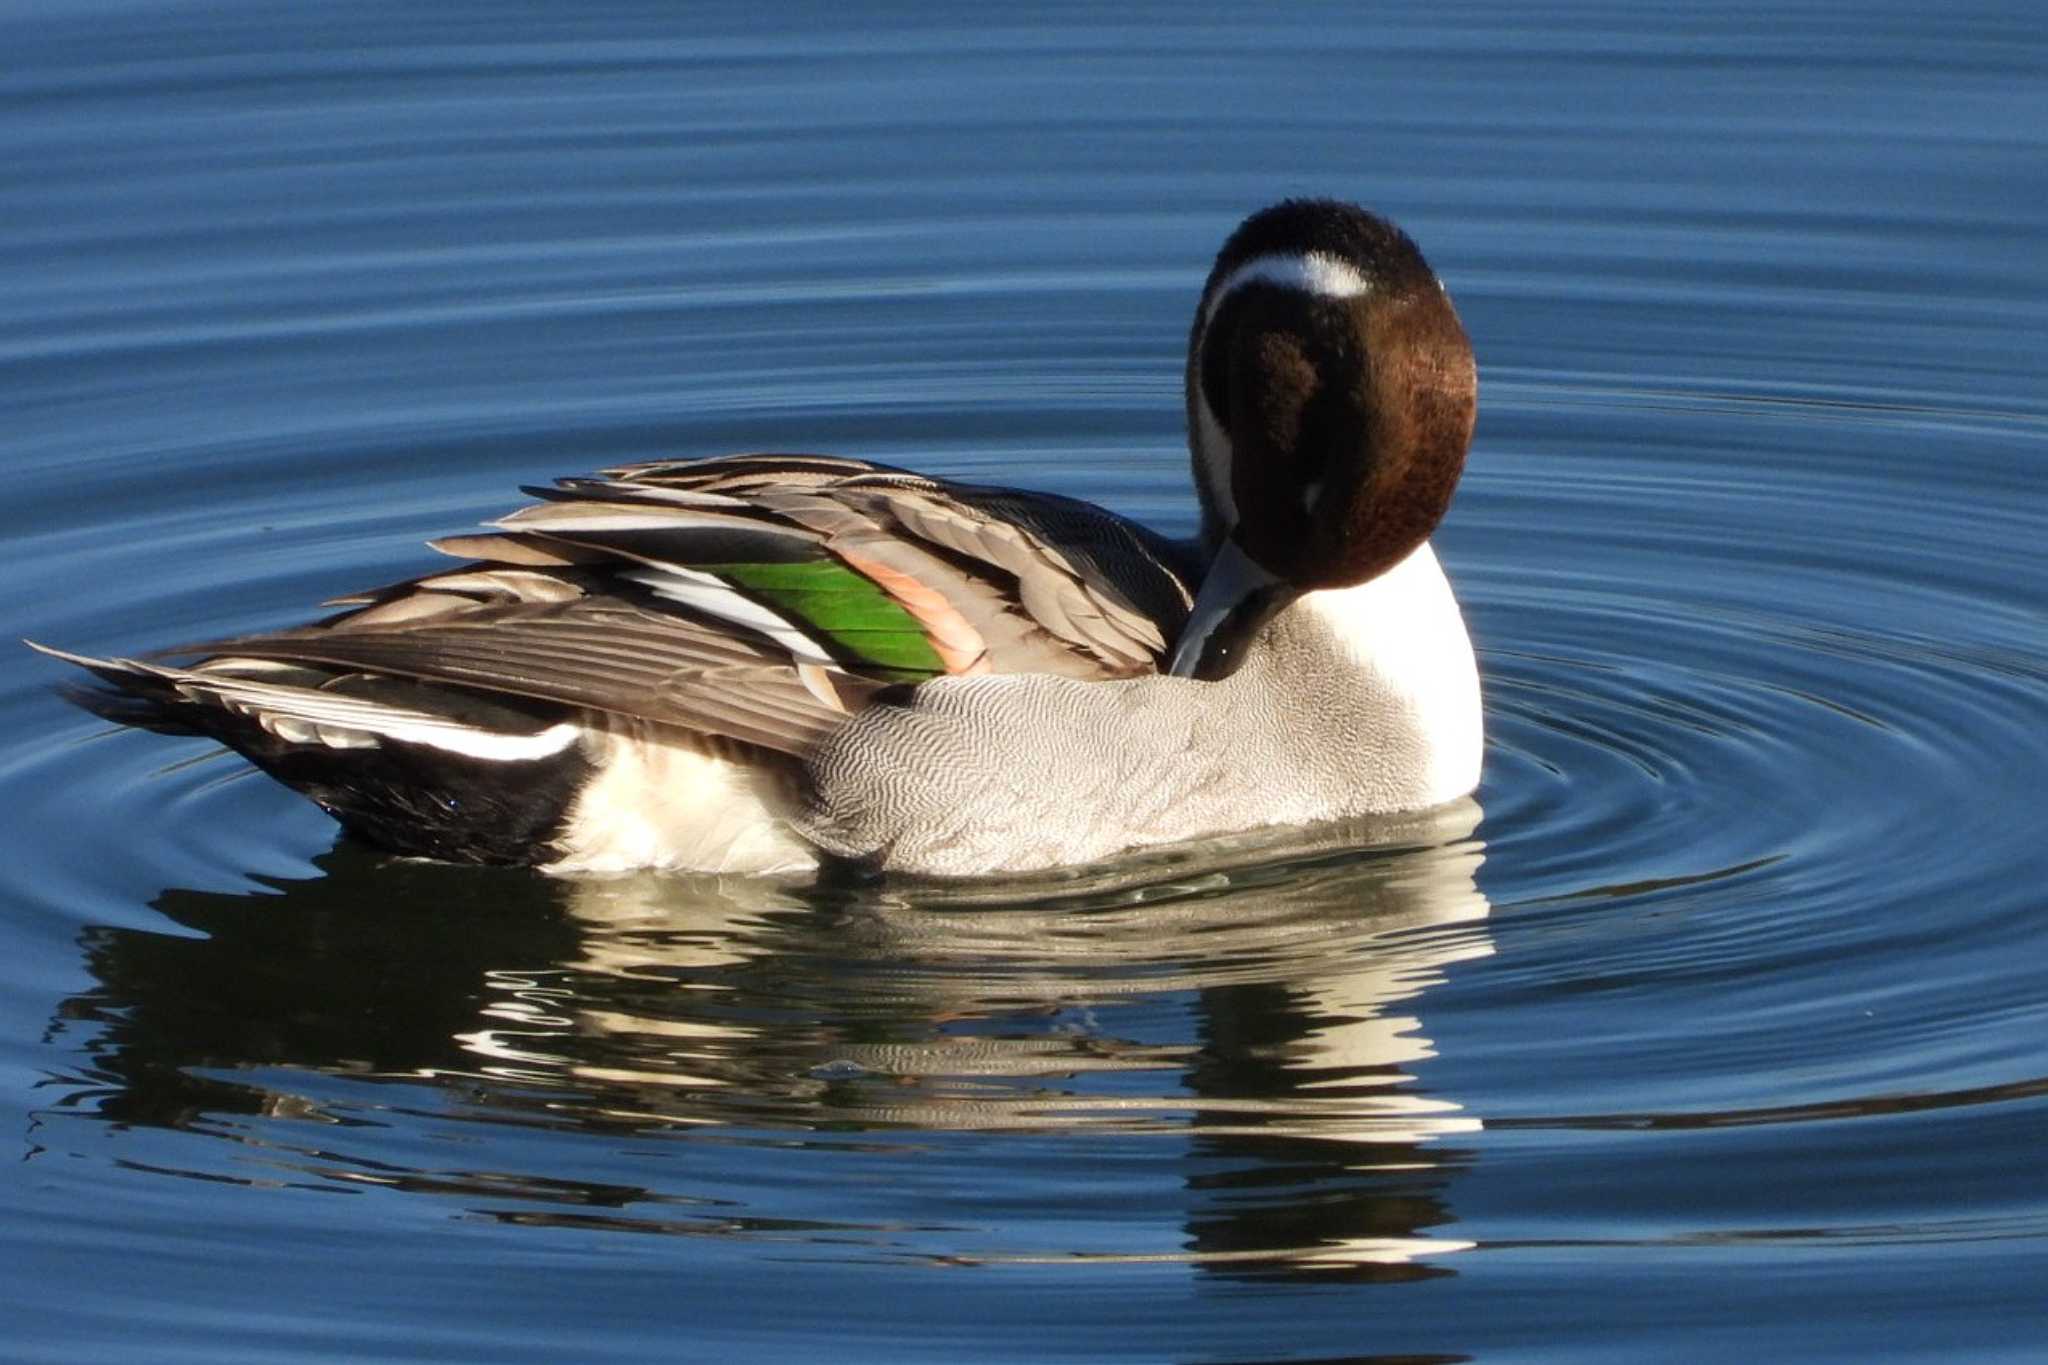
xmin=4 ymin=2 xmax=2048 ymax=1360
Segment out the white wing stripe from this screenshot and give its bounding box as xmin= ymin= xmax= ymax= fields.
xmin=619 ymin=566 xmax=837 ymax=666
xmin=40 ymin=648 xmax=584 ymax=761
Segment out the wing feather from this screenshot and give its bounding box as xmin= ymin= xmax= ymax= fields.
xmin=101 ymin=452 xmax=1196 ymax=762
xmin=181 ymin=602 xmax=874 ymax=754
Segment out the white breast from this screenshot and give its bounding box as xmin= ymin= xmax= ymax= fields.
xmin=1292 ymin=541 xmax=1484 ymax=808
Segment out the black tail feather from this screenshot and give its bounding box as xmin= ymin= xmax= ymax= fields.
xmin=31 ymin=641 xmax=594 ymax=866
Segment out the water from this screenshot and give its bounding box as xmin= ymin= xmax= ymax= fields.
xmin=4 ymin=2 xmax=2046 ymax=1359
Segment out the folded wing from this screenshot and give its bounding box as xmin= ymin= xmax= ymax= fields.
xmin=99 ymin=454 xmax=1197 ymax=760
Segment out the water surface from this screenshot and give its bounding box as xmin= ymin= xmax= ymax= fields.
xmin=4 ymin=3 xmax=2047 ymax=1360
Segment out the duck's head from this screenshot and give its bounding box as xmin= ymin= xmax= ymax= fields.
xmin=1168 ymin=199 xmax=1477 ymax=681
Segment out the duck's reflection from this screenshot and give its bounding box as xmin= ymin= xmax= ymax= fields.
xmin=52 ymin=803 xmax=1491 ymax=1278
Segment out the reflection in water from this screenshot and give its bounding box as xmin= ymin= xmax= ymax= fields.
xmin=47 ymin=804 xmax=1491 ymax=1277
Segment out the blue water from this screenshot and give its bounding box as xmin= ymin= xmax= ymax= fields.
xmin=5 ymin=3 xmax=2047 ymax=1360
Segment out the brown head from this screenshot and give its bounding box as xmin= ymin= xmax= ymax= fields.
xmin=1169 ymin=200 xmax=1478 ymax=680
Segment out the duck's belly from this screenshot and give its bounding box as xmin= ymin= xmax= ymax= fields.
xmin=544 ymin=717 xmax=819 ymax=876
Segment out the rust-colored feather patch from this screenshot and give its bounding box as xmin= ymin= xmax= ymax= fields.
xmin=834 ymin=547 xmax=991 ymax=675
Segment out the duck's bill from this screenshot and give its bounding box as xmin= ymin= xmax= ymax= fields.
xmin=1165 ymin=538 xmax=1300 ymax=682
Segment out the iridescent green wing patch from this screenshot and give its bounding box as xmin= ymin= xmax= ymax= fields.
xmin=700 ymin=560 xmax=946 ymax=681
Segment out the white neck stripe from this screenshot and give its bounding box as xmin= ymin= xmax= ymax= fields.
xmin=1203 ymin=251 xmax=1372 ymax=325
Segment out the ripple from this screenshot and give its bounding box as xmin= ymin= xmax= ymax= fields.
xmin=6 ymin=2 xmax=2048 ymax=1355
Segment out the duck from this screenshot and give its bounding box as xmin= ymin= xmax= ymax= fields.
xmin=32 ymin=199 xmax=1483 ymax=878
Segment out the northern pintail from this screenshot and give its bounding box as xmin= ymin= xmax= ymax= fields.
xmin=34 ymin=199 xmax=1482 ymax=877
